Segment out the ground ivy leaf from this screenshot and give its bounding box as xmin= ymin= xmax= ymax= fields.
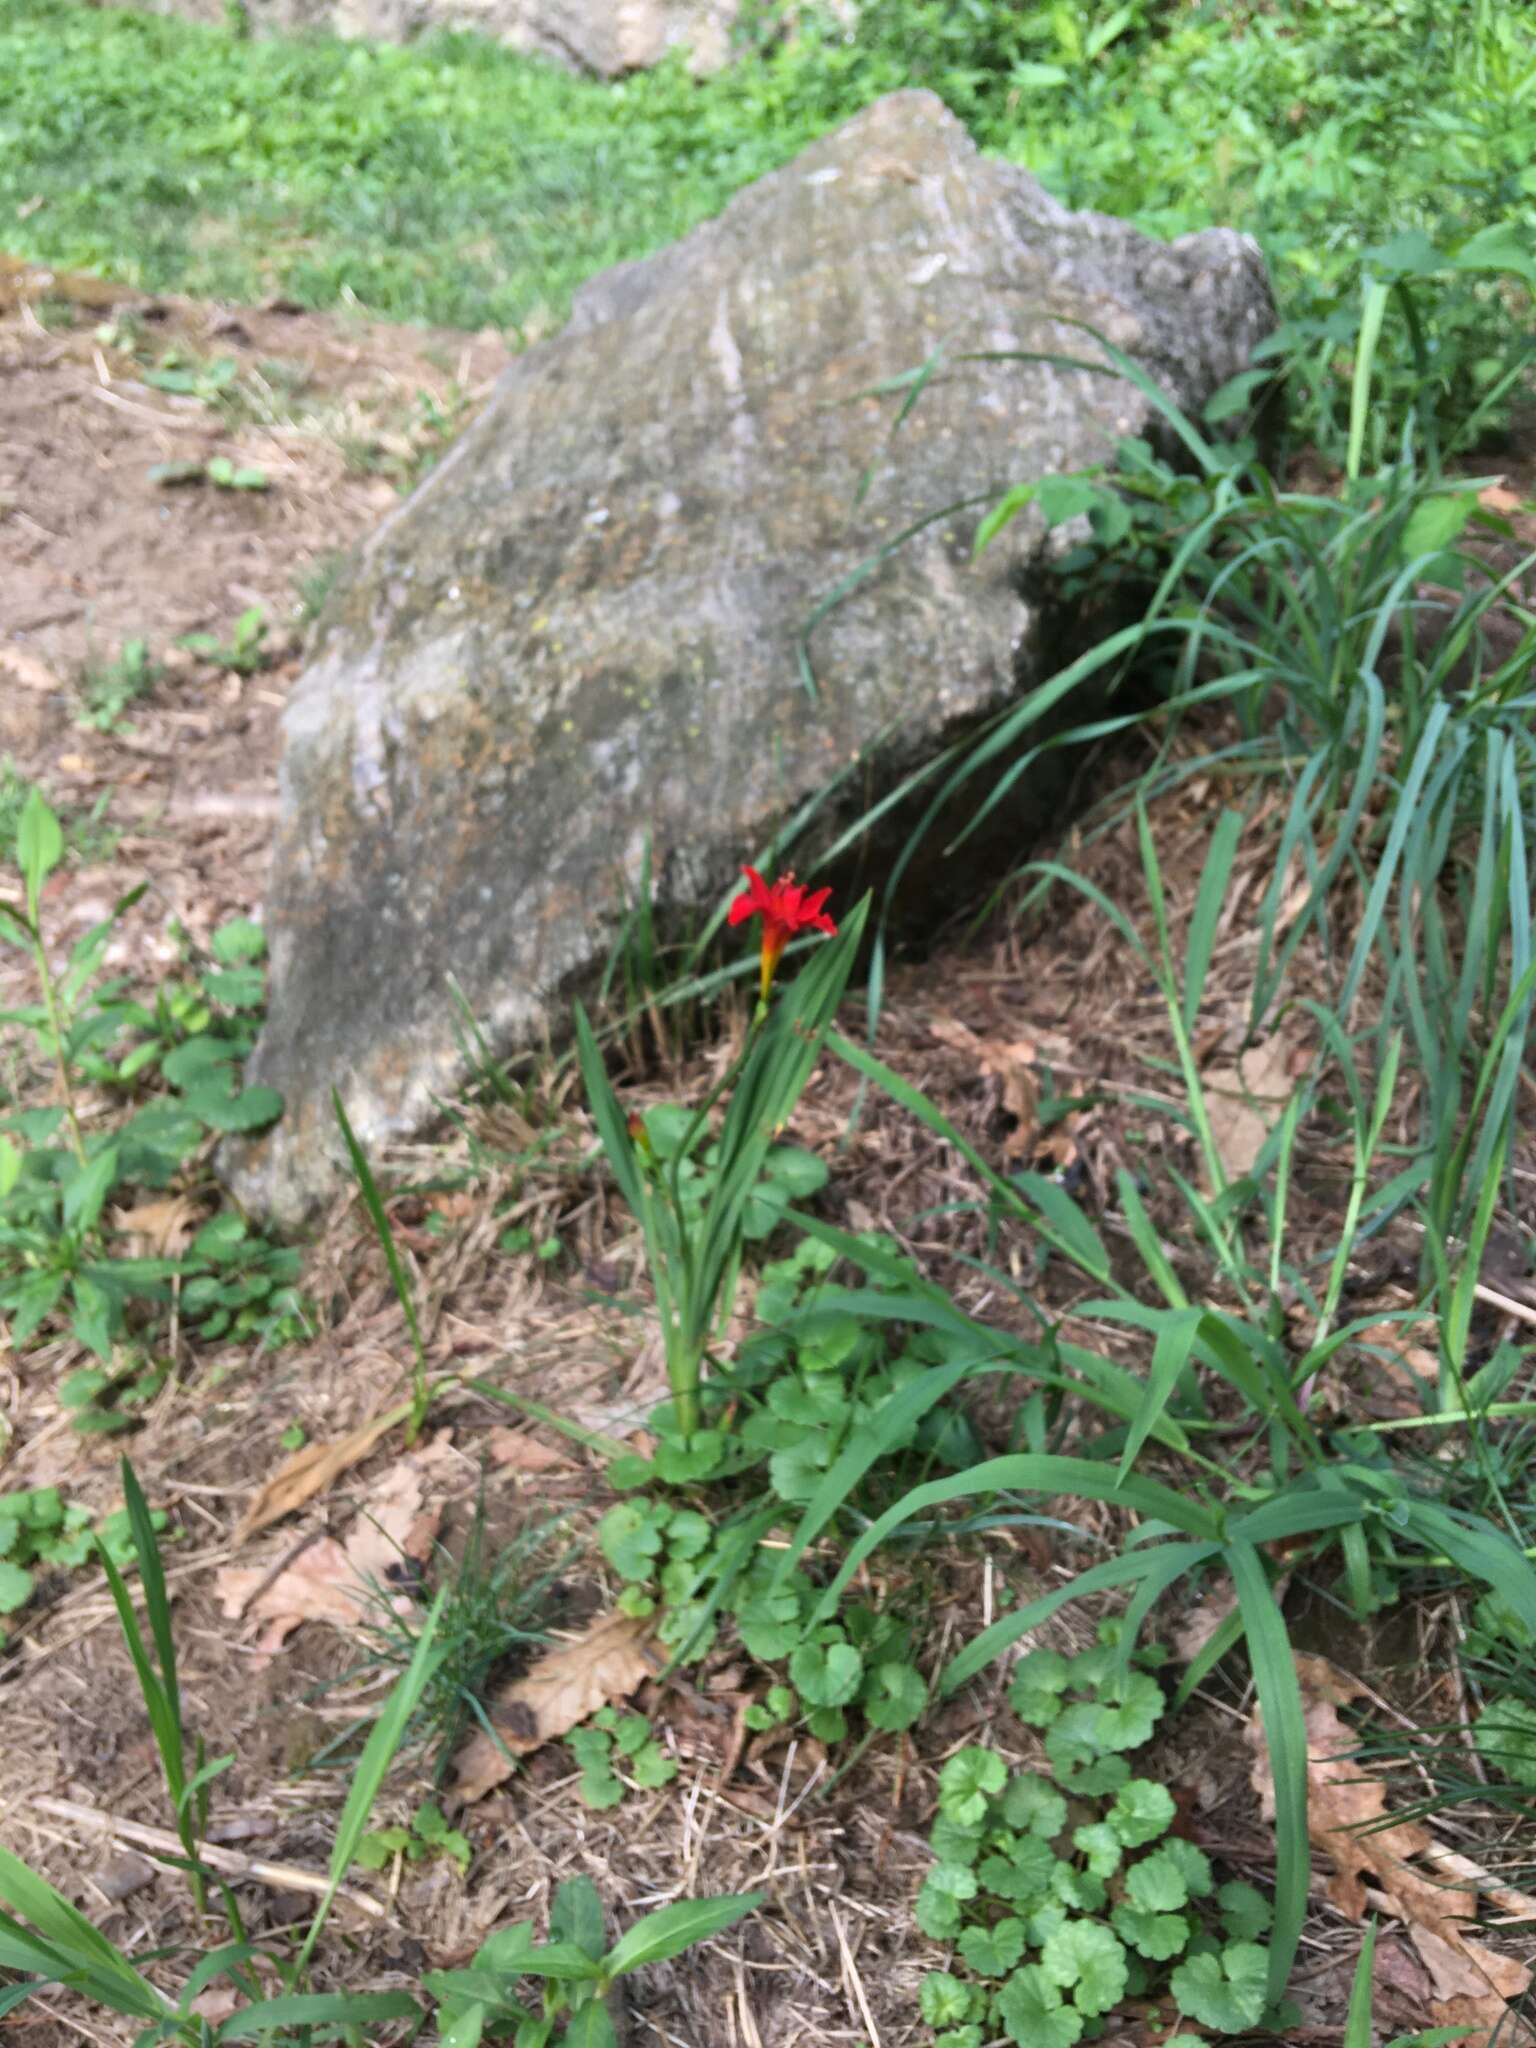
xmin=1107 ymin=1778 xmax=1175 ymax=1848
xmin=1476 ymin=1695 xmax=1536 ymax=1788
xmin=796 ymin=1311 xmax=863 ymax=1374
xmin=1111 ymin=1904 xmax=1190 ymax=1962
xmin=628 ymin=1742 xmax=679 ymax=1789
xmin=958 ymin=1918 xmax=1026 ymax=1978
xmin=1014 ymin=1648 xmax=1071 ymax=1692
xmin=0 ymin=1560 xmax=34 ymax=1614
xmin=1009 ymin=1681 xmax=1064 ymax=1727
xmin=1095 ymin=1669 xmax=1165 ymax=1751
xmin=767 ymin=1378 xmax=847 ymax=1427
xmin=1052 ymin=1864 xmax=1107 ymax=1913
xmin=653 ymin=1430 xmax=726 ymax=1483
xmin=1170 ymin=1942 xmax=1269 ymax=2031
xmin=1002 ymin=1773 xmax=1068 ymax=1838
xmin=1040 ymin=1921 xmax=1129 ymax=2017
xmin=665 ymin=1510 xmax=713 ymax=1560
xmin=1009 ymin=1648 xmax=1072 ymax=1725
xmin=978 ymin=1840 xmax=1057 ymax=1905
xmin=1023 ymin=1899 xmax=1069 ymax=1948
xmin=597 ymin=1501 xmax=667 ymax=1581
xmin=995 ymin=1964 xmax=1084 ymax=2048
xmin=735 ymin=1599 xmax=801 ymax=1661
xmin=1125 ymin=1845 xmax=1190 ymax=1914
xmin=768 ymin=1437 xmax=832 ymax=1503
xmin=1056 ymin=1753 xmax=1131 ymax=1797
xmin=938 ymin=1746 xmax=1007 ymax=1827
xmin=788 ymin=1638 xmax=862 ymax=1707
xmin=929 ymin=1815 xmax=984 ymax=1866
xmin=1073 ymin=1821 xmax=1123 ymax=1879
xmin=914 ymin=1879 xmax=964 ymax=1941
xmin=920 ymin=1973 xmax=974 ymax=2028
xmin=1160 ymin=1837 xmax=1213 ymax=1899
xmin=1216 ymin=1879 xmax=1272 ymax=1940
xmin=863 ymin=1660 xmax=927 ymax=1732
xmin=1044 ymin=1701 xmax=1105 ymax=1775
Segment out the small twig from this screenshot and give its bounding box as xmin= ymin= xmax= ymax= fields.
xmin=31 ymin=1796 xmax=384 ymax=1919
xmin=1472 ymin=1281 xmax=1536 ymax=1331
xmin=831 ymin=1904 xmax=881 ymax=2048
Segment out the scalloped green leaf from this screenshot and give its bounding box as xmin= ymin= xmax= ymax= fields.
xmin=1040 ymin=1921 xmax=1128 ymax=2017
xmin=1170 ymin=1943 xmax=1269 ymax=2032
xmin=1107 ymin=1778 xmax=1175 ymax=1849
xmin=995 ymin=1964 xmax=1083 ymax=2048
xmin=938 ymin=1746 xmax=1007 ymax=1827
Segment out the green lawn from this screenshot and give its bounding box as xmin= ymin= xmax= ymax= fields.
xmin=2 ymin=0 xmax=1531 ymax=447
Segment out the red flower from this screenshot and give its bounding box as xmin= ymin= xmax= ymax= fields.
xmin=728 ymin=867 xmax=837 ymax=1001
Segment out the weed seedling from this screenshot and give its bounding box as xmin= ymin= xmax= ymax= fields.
xmin=425 ymin=1875 xmax=762 ymax=2048
xmin=77 ymin=637 xmax=158 ymax=732
xmin=179 ymin=604 xmax=269 ymax=675
xmin=919 ymin=1632 xmax=1279 ymax=2046
xmin=0 ymin=787 xmax=290 ymax=1370
xmin=354 ymin=1798 xmax=471 ymax=1875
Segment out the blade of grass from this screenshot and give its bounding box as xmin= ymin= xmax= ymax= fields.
xmin=333 ymin=1087 xmax=430 ymax=1437
xmin=1228 ymin=1537 xmax=1308 ymax=2007
xmin=293 ymin=1585 xmax=445 ymax=1976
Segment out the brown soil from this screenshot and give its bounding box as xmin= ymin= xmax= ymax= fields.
xmin=3 ymin=255 xmax=1535 ymax=2048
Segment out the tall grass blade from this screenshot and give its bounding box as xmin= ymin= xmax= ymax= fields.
xmin=809 ymin=1456 xmax=1220 ymax=1631
xmin=294 ymin=1585 xmax=445 ymax=1975
xmin=333 ymin=1087 xmax=430 ymax=1427
xmin=1228 ymin=1538 xmax=1308 ymax=2006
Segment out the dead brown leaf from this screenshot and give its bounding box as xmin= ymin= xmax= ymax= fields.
xmin=931 ymin=1013 xmax=1042 ymax=1157
xmin=1478 ymin=482 xmax=1526 ymax=516
xmin=1352 ymin=1320 xmax=1440 ymax=1417
xmin=218 ymin=1436 xmax=457 ymax=1655
xmin=0 ymin=645 xmax=63 ymax=693
xmin=1171 ymin=1575 xmax=1290 ymax=1667
xmin=110 ymin=1194 xmax=203 ymax=1260
xmin=235 ymin=1400 xmax=413 ymax=1543
xmin=1248 ymin=1653 xmax=1533 ymax=2048
xmin=484 ymin=1427 xmax=576 ymax=1475
xmin=1203 ymin=1032 xmax=1295 ymax=1184
xmin=451 ymin=1612 xmax=659 ymax=1803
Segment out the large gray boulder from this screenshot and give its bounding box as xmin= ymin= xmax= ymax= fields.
xmin=230 ymin=90 xmax=1273 ymax=1222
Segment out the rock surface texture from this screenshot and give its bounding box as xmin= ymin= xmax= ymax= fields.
xmin=231 ymin=91 xmax=1274 ymax=1221
xmin=106 ymin=0 xmax=742 ymax=73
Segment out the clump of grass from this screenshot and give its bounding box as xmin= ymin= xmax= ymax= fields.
xmin=77 ymin=636 xmax=157 ymax=732
xmin=293 ymin=548 xmax=345 ymax=626
xmin=332 ymin=1487 xmax=564 ymax=1779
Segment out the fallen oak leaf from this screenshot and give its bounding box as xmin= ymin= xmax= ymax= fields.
xmin=219 ymin=1436 xmax=457 ymax=1655
xmin=451 ymin=1612 xmax=658 ymax=1803
xmin=1400 ymin=1922 xmax=1530 ymax=2008
xmin=1202 ymin=1031 xmax=1297 ymax=1185
xmin=235 ymin=1398 xmax=415 ymax=1543
xmin=485 ymin=1426 xmax=576 ymax=1475
xmin=1477 ymin=482 xmax=1526 ymax=516
xmin=0 ymin=646 xmax=64 ymax=694
xmin=110 ymin=1194 xmax=203 ymax=1260
xmin=1248 ymin=1655 xmax=1432 ymax=1918
xmin=930 ymin=1013 xmax=1061 ymax=1161
xmin=1249 ymin=1654 xmax=1533 ymax=2048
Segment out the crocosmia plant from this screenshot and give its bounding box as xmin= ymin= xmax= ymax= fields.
xmin=727 ymin=866 xmax=838 ymax=1006
xmin=575 ymin=869 xmax=863 ymax=1447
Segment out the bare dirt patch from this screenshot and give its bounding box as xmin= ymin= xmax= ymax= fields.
xmin=1 ymin=253 xmax=508 ymax=996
